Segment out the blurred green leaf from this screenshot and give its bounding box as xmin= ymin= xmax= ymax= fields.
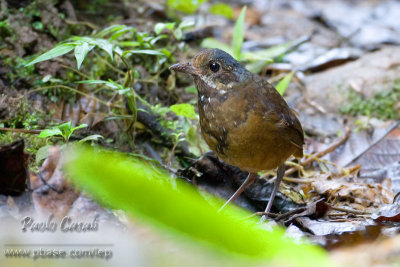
xmin=94 ymin=24 xmax=135 ymax=39
xmin=79 ymin=134 xmax=104 ymax=143
xmin=243 ymin=42 xmax=291 ymax=61
xmin=74 ymin=42 xmax=94 ymax=69
xmin=170 ymin=103 xmax=197 ymax=119
xmin=154 ymin=22 xmax=176 ymax=35
xmin=232 ymin=6 xmax=246 ymax=60
xmin=276 ymin=71 xmax=295 ymax=95
xmin=244 ymin=41 xmax=294 ymax=73
xmin=209 ymin=3 xmax=234 ymax=19
xmin=201 ymin=38 xmax=233 ymax=55
xmin=35 ymin=145 xmax=53 ymax=165
xmin=123 ymin=49 xmax=165 ymax=57
xmin=167 ymin=0 xmax=207 ymax=14
xmin=178 ymin=20 xmax=195 ymax=29
xmin=174 ymin=28 xmax=184 ymax=40
xmin=185 ymin=85 xmax=197 ymax=94
xmin=117 ymin=41 xmax=140 ymax=47
xmin=25 ymin=43 xmax=75 ymax=66
xmin=65 ymin=146 xmax=331 ymax=267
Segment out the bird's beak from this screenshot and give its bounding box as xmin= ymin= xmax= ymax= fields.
xmin=169 ymin=62 xmax=198 ymax=76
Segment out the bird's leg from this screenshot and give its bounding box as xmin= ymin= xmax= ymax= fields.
xmin=218 ymin=172 xmax=257 ymax=212
xmin=261 ymin=164 xmax=285 ymax=222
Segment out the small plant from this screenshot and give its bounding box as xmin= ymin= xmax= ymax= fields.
xmin=25 ymin=25 xmax=168 ymax=70
xmin=38 ymin=121 xmax=88 ymax=142
xmin=24 ymin=22 xmax=190 ymax=119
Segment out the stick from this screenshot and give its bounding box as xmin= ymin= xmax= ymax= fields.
xmin=344 ymin=120 xmax=400 ymax=167
xmin=285 ymin=129 xmax=351 ymax=176
xmin=0 ymin=127 xmax=41 ymax=134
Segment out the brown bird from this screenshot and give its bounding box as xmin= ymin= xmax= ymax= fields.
xmin=170 ymin=49 xmax=304 ymax=214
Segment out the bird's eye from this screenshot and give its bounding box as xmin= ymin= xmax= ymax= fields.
xmin=209 ymin=62 xmax=220 ymax=73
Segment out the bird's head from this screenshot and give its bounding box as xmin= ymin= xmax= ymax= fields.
xmin=170 ymin=49 xmax=251 ymax=94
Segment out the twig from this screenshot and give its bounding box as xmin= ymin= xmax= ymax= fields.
xmin=36 ymin=172 xmax=62 ymax=193
xmin=285 ymin=129 xmax=351 ymax=176
xmin=344 ymin=120 xmax=400 ymax=167
xmin=328 ymin=212 xmax=347 ymax=217
xmin=166 ymin=136 xmax=182 ymax=168
xmin=0 ymin=127 xmax=41 ymax=134
xmin=275 ymin=206 xmax=307 ymax=221
xmin=283 ymin=177 xmax=312 ymax=183
xmin=330 ymin=206 xmax=371 ymax=215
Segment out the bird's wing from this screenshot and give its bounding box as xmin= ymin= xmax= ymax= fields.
xmin=256 ymin=77 xmax=305 ymax=157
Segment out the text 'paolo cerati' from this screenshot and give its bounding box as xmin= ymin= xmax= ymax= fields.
xmin=21 ymin=214 xmax=99 ymax=233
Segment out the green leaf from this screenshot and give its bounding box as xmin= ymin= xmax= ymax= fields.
xmin=25 ymin=43 xmax=75 ymax=66
xmin=52 ymin=121 xmax=87 ymax=141
xmin=78 ymin=134 xmax=104 ymax=143
xmin=243 ymin=42 xmax=292 ymax=61
xmin=150 ymin=35 xmax=168 ymax=46
xmin=201 ymin=38 xmax=233 ymax=55
xmin=154 ymin=22 xmax=176 ymax=35
xmin=184 ymin=85 xmax=197 ymax=94
xmin=167 ymin=0 xmax=207 ymax=14
xmin=178 ymin=20 xmax=195 ymax=29
xmin=95 ymin=24 xmax=131 ymax=38
xmin=117 ymin=41 xmax=140 ymax=47
xmin=110 ymin=27 xmax=135 ymax=41
xmin=64 ymin=146 xmax=331 ymax=266
xmin=209 ymin=3 xmax=234 ymax=19
xmin=57 ymin=121 xmax=74 ymax=141
xmin=74 ymin=42 xmax=94 ymax=69
xmin=243 ymin=41 xmax=294 ymax=73
xmin=122 ymin=49 xmax=165 ymax=57
xmin=170 ymin=103 xmax=197 ymax=119
xmin=154 ymin=23 xmax=165 ymax=35
xmin=73 ymin=123 xmax=88 ymax=131
xmin=36 ymin=145 xmax=53 ymax=165
xmin=38 ymin=128 xmax=63 ymax=138
xmin=173 ymin=28 xmax=183 ymax=40
xmin=232 ymin=6 xmax=246 ymax=60
xmin=92 ymin=39 xmax=114 ymax=60
xmin=275 ymin=71 xmax=295 ymax=95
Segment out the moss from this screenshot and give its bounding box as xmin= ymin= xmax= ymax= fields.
xmin=340 ymin=80 xmax=400 ymax=120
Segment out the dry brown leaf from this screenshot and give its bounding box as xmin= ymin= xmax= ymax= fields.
xmin=311 ymin=173 xmax=393 ymax=207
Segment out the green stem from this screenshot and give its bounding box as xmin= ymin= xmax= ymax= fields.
xmin=28 ymin=85 xmax=123 ymax=109
xmin=94 ymin=51 xmax=125 ymax=76
xmin=60 ymin=64 xmax=90 ymax=79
